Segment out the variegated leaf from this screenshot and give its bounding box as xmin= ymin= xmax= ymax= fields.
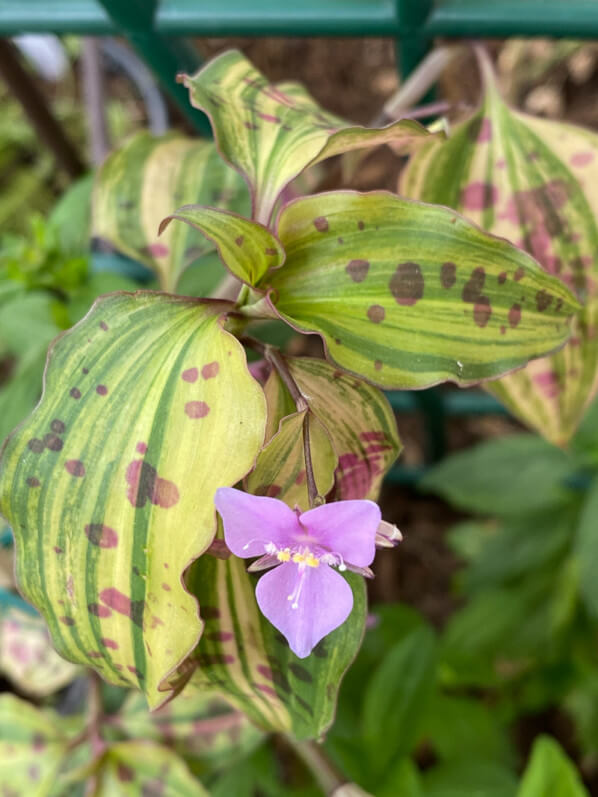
xmin=159 ymin=205 xmax=284 ymax=287
xmin=180 ymin=542 xmax=366 ymax=739
xmin=0 ymin=293 xmax=266 ymax=707
xmin=256 ymin=191 xmax=579 ymax=389
xmin=401 ymin=61 xmax=598 ymax=444
xmin=0 ymin=606 xmax=79 ymax=696
xmin=93 ymin=132 xmax=249 ymax=291
xmin=263 ymin=357 xmax=400 ymax=500
xmin=246 ymin=409 xmax=337 ymax=510
xmin=90 ymin=741 xmax=208 ymax=796
xmin=180 ymin=49 xmax=439 ymax=224
xmin=0 ymin=694 xmax=71 ymax=795
xmin=114 ymin=691 xmax=262 ymax=768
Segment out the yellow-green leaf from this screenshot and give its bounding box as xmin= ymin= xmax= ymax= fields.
xmin=246 ymin=409 xmax=337 ymax=510
xmin=93 ymin=132 xmax=249 ymax=291
xmin=180 ymin=544 xmax=366 ymax=739
xmin=263 ymin=356 xmax=401 ymax=500
xmin=0 ymin=694 xmax=70 ymax=796
xmin=259 ymin=191 xmax=579 ymax=389
xmin=0 ymin=292 xmax=266 ymax=707
xmin=159 ymin=205 xmax=284 ymax=287
xmin=0 ymin=606 xmax=79 ymax=696
xmin=115 ymin=691 xmax=262 ymax=769
xmin=180 ymin=49 xmax=438 ymax=224
xmin=91 ymin=741 xmax=209 ymax=796
xmin=401 ymin=59 xmax=598 ymax=444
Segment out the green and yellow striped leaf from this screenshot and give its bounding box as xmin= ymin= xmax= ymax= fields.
xmin=93 ymin=132 xmax=249 ymax=291
xmin=263 ymin=357 xmax=401 ymax=501
xmin=180 ymin=49 xmax=438 ymax=224
xmin=181 ymin=543 xmax=366 ymax=739
xmin=246 ymin=409 xmax=337 ymax=511
xmin=0 ymin=292 xmax=266 ymax=707
xmin=91 ymin=741 xmax=208 ymax=796
xmin=0 ymin=694 xmax=71 ymax=796
xmin=401 ymin=62 xmax=598 ymax=444
xmin=0 ymin=606 xmax=79 ymax=696
xmin=159 ymin=205 xmax=284 ymax=287
xmin=114 ymin=691 xmax=262 ymax=769
xmin=257 ymin=191 xmax=579 ymax=389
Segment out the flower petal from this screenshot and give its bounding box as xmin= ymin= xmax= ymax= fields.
xmin=255 ymin=562 xmax=353 ymax=658
xmin=299 ymin=500 xmax=380 ymax=567
xmin=214 ymin=487 xmax=298 ymax=558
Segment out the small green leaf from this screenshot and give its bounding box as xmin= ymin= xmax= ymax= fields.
xmin=159 ymin=205 xmax=284 ymax=287
xmin=0 ymin=694 xmax=71 ymax=795
xmin=181 ymin=50 xmax=438 ymax=223
xmin=262 ymin=191 xmax=579 ymax=389
xmin=262 ymin=357 xmax=401 ymax=501
xmin=93 ymin=132 xmax=249 ymax=291
xmin=0 ymin=606 xmax=79 ymax=696
xmin=361 ymin=626 xmax=437 ymax=778
xmin=401 ymin=57 xmax=598 ymax=444
xmin=0 ymin=292 xmax=266 ymax=706
xmin=421 ymin=695 xmax=514 ymax=766
xmin=421 ymin=434 xmax=575 ymax=516
xmin=517 ymin=736 xmax=589 ymax=797
xmin=574 ymin=474 xmax=598 ymax=618
xmin=92 ymin=741 xmax=209 ymax=796
xmin=181 ymin=547 xmax=367 ymax=739
xmin=423 ymin=759 xmax=518 ymax=797
xmin=246 ymin=409 xmax=337 ymax=511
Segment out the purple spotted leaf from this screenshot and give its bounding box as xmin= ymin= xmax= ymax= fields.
xmin=0 ymin=292 xmax=266 ymax=707
xmin=246 ymin=191 xmax=579 ymax=389
xmin=86 ymin=741 xmax=209 ymax=796
xmin=262 ymin=356 xmax=401 ymax=501
xmin=171 ymin=517 xmax=367 ymax=739
xmin=114 ymin=691 xmax=262 ymax=770
xmin=159 ymin=204 xmax=285 ymax=287
xmin=246 ymin=408 xmax=337 ymax=511
xmin=180 ymin=49 xmax=440 ymax=224
xmin=0 ymin=605 xmax=79 ymax=696
xmin=93 ymin=131 xmax=249 ymax=292
xmin=401 ymin=53 xmax=598 ymax=443
xmin=0 ymin=694 xmax=80 ymax=793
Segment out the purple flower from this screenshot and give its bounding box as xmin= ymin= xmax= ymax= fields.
xmin=214 ymin=488 xmax=381 ymax=658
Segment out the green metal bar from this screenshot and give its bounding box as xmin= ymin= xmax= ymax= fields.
xmin=426 ymin=0 xmax=598 ymax=38
xmin=3 ymin=0 xmax=598 ymax=38
xmin=387 ymin=390 xmax=507 ymax=415
xmin=395 ymin=0 xmax=433 ymax=79
xmin=96 ymin=0 xmax=212 ymax=135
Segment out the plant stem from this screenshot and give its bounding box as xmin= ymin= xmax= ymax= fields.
xmin=87 ymin=671 xmax=105 ymax=756
xmin=240 ymin=336 xmax=322 ymax=507
xmin=286 ymin=737 xmax=346 ymax=795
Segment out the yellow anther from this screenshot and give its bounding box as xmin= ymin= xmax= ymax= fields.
xmin=277 ymin=548 xmax=291 ymax=562
xmin=292 ymin=552 xmax=305 ymax=564
xmin=305 ymin=553 xmax=320 ymax=568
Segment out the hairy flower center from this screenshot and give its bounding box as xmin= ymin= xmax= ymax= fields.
xmin=263 ymin=541 xmax=347 ymax=573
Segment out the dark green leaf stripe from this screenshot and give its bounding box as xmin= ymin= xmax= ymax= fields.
xmin=183 ymin=546 xmax=366 ymax=739
xmin=93 ymin=132 xmax=249 ymax=291
xmin=401 ymin=69 xmax=598 ymax=444
xmin=181 ymin=49 xmax=439 ymax=224
xmin=0 ymin=292 xmax=266 ymax=707
xmin=160 ymin=205 xmax=285 ymax=286
xmin=260 ymin=191 xmax=579 ymax=389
